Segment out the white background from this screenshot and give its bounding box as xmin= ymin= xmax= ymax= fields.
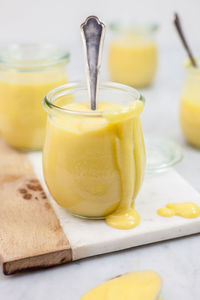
xmin=1 ymin=0 xmax=200 ymax=46
xmin=1 ymin=0 xmax=200 ymax=84
xmin=0 ymin=1 xmax=200 ymax=300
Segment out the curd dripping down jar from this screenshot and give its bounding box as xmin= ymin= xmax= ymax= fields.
xmin=42 ymin=82 xmax=146 ymax=219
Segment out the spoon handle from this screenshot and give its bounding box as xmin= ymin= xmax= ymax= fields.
xmin=174 ymin=13 xmax=197 ymax=68
xmin=81 ymin=16 xmax=105 ymax=110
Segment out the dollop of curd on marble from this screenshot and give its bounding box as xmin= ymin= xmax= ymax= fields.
xmin=80 ymin=270 xmax=162 ymax=300
xmin=43 ymin=100 xmax=146 ymax=230
xmin=158 ymin=202 xmax=200 ymax=218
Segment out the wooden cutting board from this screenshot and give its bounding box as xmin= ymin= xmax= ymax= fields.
xmin=1 ymin=138 xmax=200 ymax=275
xmin=0 ymin=139 xmax=72 ymax=275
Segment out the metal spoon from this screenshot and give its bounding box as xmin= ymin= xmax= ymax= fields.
xmin=81 ymin=16 xmax=105 ymax=110
xmin=173 ymin=12 xmax=197 ymax=68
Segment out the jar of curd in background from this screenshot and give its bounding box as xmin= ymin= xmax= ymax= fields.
xmin=180 ymin=61 xmax=200 ymax=148
xmin=43 ymin=82 xmax=146 ymax=224
xmin=0 ymin=43 xmax=69 ymax=150
xmin=108 ymin=23 xmax=158 ymax=88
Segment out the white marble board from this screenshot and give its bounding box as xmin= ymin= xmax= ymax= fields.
xmin=29 ymin=152 xmax=200 ymax=261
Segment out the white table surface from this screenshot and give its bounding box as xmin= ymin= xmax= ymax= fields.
xmin=1 ymin=45 xmax=200 ymax=300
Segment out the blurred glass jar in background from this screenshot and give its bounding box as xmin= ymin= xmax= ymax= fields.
xmin=0 ymin=43 xmax=69 ymax=150
xmin=108 ymin=23 xmax=158 ymax=88
xmin=180 ymin=60 xmax=200 ymax=148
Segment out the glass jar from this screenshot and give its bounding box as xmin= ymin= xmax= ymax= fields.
xmin=180 ymin=62 xmax=200 ymax=148
xmin=0 ymin=43 xmax=69 ymax=150
xmin=108 ymin=23 xmax=158 ymax=88
xmin=42 ymin=82 xmax=146 ymax=219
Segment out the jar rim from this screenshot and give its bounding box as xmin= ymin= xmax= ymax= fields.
xmin=0 ymin=43 xmax=70 ymax=71
xmin=109 ymin=22 xmax=159 ymax=35
xmin=43 ymin=81 xmax=145 ymax=117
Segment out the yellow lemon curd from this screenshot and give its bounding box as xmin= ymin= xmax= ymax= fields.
xmin=180 ymin=64 xmax=200 ymax=148
xmin=158 ymin=202 xmax=200 ymax=218
xmin=108 ymin=34 xmax=157 ymax=88
xmin=0 ymin=70 xmax=67 ymax=150
xmin=81 ymin=270 xmax=162 ymax=300
xmin=43 ymin=89 xmax=145 ymax=230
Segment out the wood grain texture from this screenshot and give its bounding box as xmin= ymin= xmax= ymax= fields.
xmin=0 ymin=139 xmax=72 ymax=275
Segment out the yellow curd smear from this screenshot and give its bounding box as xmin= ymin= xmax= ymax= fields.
xmin=0 ymin=70 xmax=67 ymax=150
xmin=43 ymin=100 xmax=145 ymax=229
xmin=81 ymin=270 xmax=162 ymax=300
xmin=104 ymin=100 xmax=145 ymax=229
xmin=106 ymin=208 xmax=140 ymax=230
xmin=158 ymin=202 xmax=200 ymax=218
xmin=108 ymin=35 xmax=157 ymax=87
